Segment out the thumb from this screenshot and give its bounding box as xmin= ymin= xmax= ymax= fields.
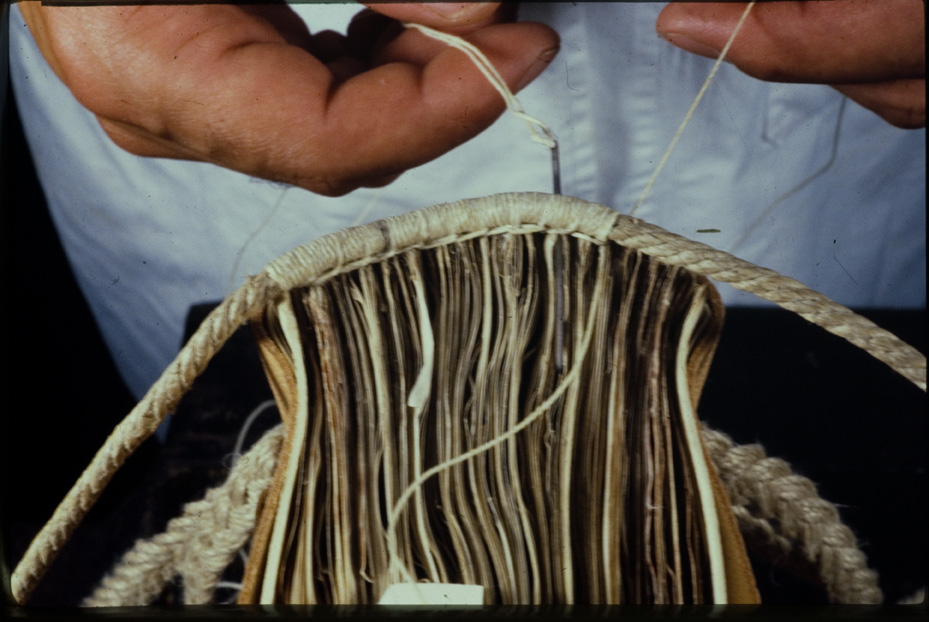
xmin=362 ymin=2 xmax=505 ymax=33
xmin=655 ymin=1 xmax=925 ymax=84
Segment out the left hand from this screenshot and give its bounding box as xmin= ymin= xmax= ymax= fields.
xmin=19 ymin=2 xmax=557 ymax=196
xmin=656 ymin=0 xmax=926 ymax=129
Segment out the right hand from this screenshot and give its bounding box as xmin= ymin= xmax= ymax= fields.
xmin=656 ymin=0 xmax=926 ymax=129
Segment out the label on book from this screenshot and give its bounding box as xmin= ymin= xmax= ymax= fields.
xmin=378 ymin=583 xmax=484 ymax=605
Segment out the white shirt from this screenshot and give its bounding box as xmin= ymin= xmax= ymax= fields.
xmin=9 ymin=2 xmax=926 ymax=401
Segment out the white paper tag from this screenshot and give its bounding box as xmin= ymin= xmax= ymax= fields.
xmin=378 ymin=583 xmax=484 ymax=606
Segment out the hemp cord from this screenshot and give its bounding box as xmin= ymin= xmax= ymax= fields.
xmin=79 ymin=422 xmax=884 ymax=605
xmin=12 ymin=195 xmax=924 ymax=606
xmin=10 ymin=272 xmax=284 ymax=605
xmin=9 ymin=21 xmax=923 ymax=606
xmin=701 ymin=426 xmax=884 ymax=605
xmin=82 ymin=424 xmax=285 ymax=606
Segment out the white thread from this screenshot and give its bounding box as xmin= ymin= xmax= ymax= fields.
xmin=220 ymin=399 xmax=279 ymax=469
xmin=630 ymin=1 xmax=756 ymax=216
xmin=225 ymin=185 xmax=290 ymax=295
xmin=384 ymin=248 xmax=610 ymax=590
xmin=350 ymin=187 xmax=386 ymax=228
xmin=380 ymin=22 xmax=574 ymax=596
xmin=233 ymin=399 xmax=278 ymax=458
xmin=214 ymin=581 xmax=244 ymax=600
xmin=404 ymin=22 xmax=558 ymax=151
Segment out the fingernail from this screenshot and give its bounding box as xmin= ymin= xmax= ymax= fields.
xmin=658 ymin=31 xmax=720 ymax=59
xmin=537 ymin=46 xmax=560 ymax=63
xmin=516 ymin=46 xmax=560 ymax=91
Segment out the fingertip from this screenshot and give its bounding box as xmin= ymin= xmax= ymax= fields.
xmin=364 ymin=2 xmax=503 ymax=34
xmin=515 ymin=41 xmax=560 ymax=92
xmin=655 ymin=2 xmax=743 ymax=56
xmin=655 ymin=1 xmax=701 ymax=39
xmin=418 ymin=22 xmax=560 ymax=134
xmin=657 ymin=32 xmax=721 ymax=60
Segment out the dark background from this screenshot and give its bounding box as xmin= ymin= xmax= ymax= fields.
xmin=2 ymin=5 xmax=926 ymax=611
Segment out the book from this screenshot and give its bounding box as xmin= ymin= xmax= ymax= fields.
xmin=237 ymin=231 xmax=759 ymax=604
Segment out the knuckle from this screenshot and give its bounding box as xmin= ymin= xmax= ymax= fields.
xmin=878 ymin=87 xmax=926 ymax=129
xmin=884 ymin=108 xmax=926 ymax=129
xmin=302 ymin=174 xmax=359 ymax=197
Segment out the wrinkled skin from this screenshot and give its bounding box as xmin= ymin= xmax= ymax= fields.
xmin=19 ymin=1 xmax=925 ymax=197
xmin=656 ymin=0 xmax=926 ymax=129
xmin=20 ymin=2 xmax=558 ymax=196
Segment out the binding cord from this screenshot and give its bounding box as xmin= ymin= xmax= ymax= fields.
xmin=82 ymin=420 xmax=895 ymax=605
xmin=21 ymin=4 xmax=917 ymax=606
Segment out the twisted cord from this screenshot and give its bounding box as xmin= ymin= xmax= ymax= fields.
xmin=610 ymin=217 xmax=927 ymax=391
xmin=701 ymin=426 xmax=884 ymax=604
xmin=13 ymin=194 xmax=922 ymax=604
xmin=11 ymin=273 xmax=284 ymax=605
xmin=82 ymin=424 xmax=285 ymax=606
xmin=264 ymin=196 xmax=924 ymax=391
xmin=79 ymin=423 xmax=886 ymax=605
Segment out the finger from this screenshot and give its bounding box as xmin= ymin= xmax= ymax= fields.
xmin=368 ymin=22 xmax=470 ymax=68
xmin=833 ymin=80 xmax=927 ymax=129
xmin=239 ymin=3 xmax=314 ymax=50
xmin=345 ymin=9 xmax=397 ymax=61
xmin=28 ymin=4 xmax=557 ymax=196
xmin=97 ymin=116 xmax=200 ymax=161
xmin=362 ymin=2 xmax=508 ymax=34
xmin=104 ymin=20 xmax=556 ymax=196
xmin=656 ymin=0 xmax=925 ymax=84
xmin=299 ymin=22 xmax=560 ymax=194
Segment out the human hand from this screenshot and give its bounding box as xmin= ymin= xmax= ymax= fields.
xmin=19 ymin=2 xmax=559 ymax=196
xmin=656 ymin=0 xmax=926 ymax=129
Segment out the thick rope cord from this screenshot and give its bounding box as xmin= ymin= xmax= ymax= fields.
xmin=12 ymin=195 xmax=923 ymax=604
xmin=83 ymin=424 xmax=285 ymax=606
xmin=701 ymin=426 xmax=883 ymax=604
xmin=78 ymin=422 xmax=884 ymax=606
xmin=11 ymin=273 xmax=284 ymax=605
xmin=607 ymin=212 xmax=927 ymax=391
